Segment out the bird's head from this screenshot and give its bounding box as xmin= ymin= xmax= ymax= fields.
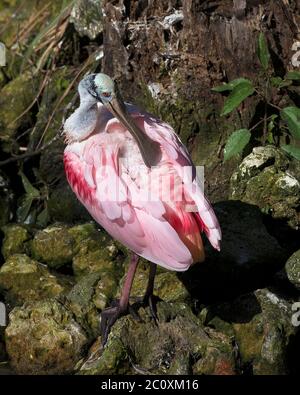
xmin=85 ymin=73 xmax=116 ymax=104
xmin=79 ymin=73 xmax=161 ymax=168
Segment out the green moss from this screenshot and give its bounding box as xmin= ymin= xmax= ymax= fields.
xmin=0 ymin=254 xmax=69 ymax=305
xmin=71 ymin=224 xmax=120 ymax=279
xmin=31 ymin=225 xmax=76 ymax=269
xmin=79 ymin=328 xmax=129 ymax=375
xmin=5 ymin=299 xmax=88 ymax=374
xmin=0 ymin=72 xmax=40 ymax=151
xmin=285 ymin=250 xmax=300 ymax=290
xmin=1 ymin=224 xmax=31 ymax=259
xmin=73 ymin=250 xmax=118 ymax=279
xmin=127 ymin=265 xmax=190 ymax=303
xmin=233 ymin=318 xmax=264 ymax=363
xmin=93 ymin=272 xmax=118 ymax=310
xmin=230 ymin=146 xmax=300 ymax=229
xmin=66 ymin=272 xmax=102 ymax=339
xmin=207 ymin=289 xmax=297 ymax=374
xmin=79 ymin=301 xmax=236 ymax=375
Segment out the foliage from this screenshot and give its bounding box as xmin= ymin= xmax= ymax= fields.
xmin=213 ymin=32 xmax=300 ymax=161
xmin=223 ymin=129 xmax=251 ymax=162
xmin=0 ymin=0 xmax=102 ymax=226
xmin=17 ymin=171 xmax=49 ymax=226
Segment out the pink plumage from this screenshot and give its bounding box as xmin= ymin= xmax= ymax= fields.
xmin=64 ymin=104 xmax=221 ymax=272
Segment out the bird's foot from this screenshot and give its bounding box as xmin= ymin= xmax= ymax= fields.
xmin=100 ymin=299 xmax=143 ymax=347
xmin=132 ymin=293 xmax=159 ymax=323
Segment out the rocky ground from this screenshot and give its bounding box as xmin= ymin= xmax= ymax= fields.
xmin=0 ymin=0 xmax=299 ymax=375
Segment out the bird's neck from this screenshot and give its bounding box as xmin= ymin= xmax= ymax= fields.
xmin=64 ymin=100 xmax=98 ymax=143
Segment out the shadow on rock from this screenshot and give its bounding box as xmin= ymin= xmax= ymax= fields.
xmin=179 ymin=201 xmax=289 ymax=304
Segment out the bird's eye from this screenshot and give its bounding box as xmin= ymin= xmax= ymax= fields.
xmin=102 ymin=92 xmax=111 ymax=97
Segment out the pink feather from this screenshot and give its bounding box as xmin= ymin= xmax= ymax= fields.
xmin=64 ymin=105 xmax=221 ymax=271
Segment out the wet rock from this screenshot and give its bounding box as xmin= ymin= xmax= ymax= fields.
xmin=71 ymin=223 xmax=120 ymax=279
xmin=205 ymin=289 xmax=298 ymax=375
xmin=1 ymin=224 xmax=31 ymax=260
xmin=93 ymin=271 xmax=119 ymax=311
xmin=0 ymin=171 xmax=14 ymax=227
xmin=230 ymin=146 xmax=300 ymax=229
xmin=30 ymin=222 xmax=121 ymax=275
xmin=0 ymin=72 xmax=40 ymax=152
xmin=31 ymin=225 xmax=76 ymax=269
xmin=70 ymin=0 xmax=103 ymax=40
xmin=66 ymin=272 xmax=102 ymax=339
xmin=0 ymin=254 xmax=70 ymax=305
xmin=285 ymin=250 xmax=300 ymax=290
xmin=127 ymin=263 xmax=190 ymax=304
xmin=5 ymin=299 xmax=88 ymax=374
xmin=79 ymin=302 xmax=236 ymax=375
xmin=66 ymin=264 xmax=120 ymax=339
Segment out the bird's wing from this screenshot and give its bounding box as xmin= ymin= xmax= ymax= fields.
xmin=64 ymin=131 xmax=193 ymax=271
xmin=134 ymin=111 xmax=222 ymax=251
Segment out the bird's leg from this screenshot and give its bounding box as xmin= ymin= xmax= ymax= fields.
xmin=143 ymin=262 xmax=157 ymax=320
xmin=132 ymin=262 xmax=158 ymax=322
xmin=100 ymin=253 xmax=139 ymax=346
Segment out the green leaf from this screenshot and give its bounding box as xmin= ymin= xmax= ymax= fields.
xmin=19 ymin=171 xmax=40 ymax=198
xmin=16 ymin=196 xmax=34 ymax=223
xmin=271 ymin=77 xmax=283 ymax=87
xmin=37 ymin=208 xmax=49 ymax=227
xmin=212 ymin=78 xmax=251 ymax=92
xmin=268 ymin=114 xmax=278 ymax=133
xmin=266 ymin=132 xmax=275 ymax=144
xmin=281 ymin=106 xmax=300 ymax=139
xmin=281 ymin=145 xmax=300 ymax=160
xmin=279 ymin=80 xmax=293 ymax=89
xmin=286 ymin=71 xmax=300 ymax=81
xmin=258 ymin=32 xmax=270 ymax=70
xmin=224 ymin=129 xmax=251 ymax=161
xmin=270 ymin=77 xmax=292 ymax=89
xmin=221 ymin=81 xmax=255 ymax=116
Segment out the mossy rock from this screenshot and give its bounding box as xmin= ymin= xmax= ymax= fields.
xmin=70 ymin=0 xmax=103 ymax=40
xmin=71 ymin=224 xmax=120 ymax=279
xmin=30 ymin=222 xmax=121 ymax=274
xmin=0 ymin=72 xmax=40 ymax=151
xmin=79 ymin=302 xmax=236 ymax=375
xmin=69 ymin=222 xmax=119 ymax=258
xmin=1 ymin=224 xmax=31 ymax=260
xmin=31 ymin=225 xmax=76 ymax=269
xmin=285 ymin=250 xmax=300 ymax=290
xmin=179 ymin=201 xmax=285 ymax=304
xmin=93 ymin=271 xmax=119 ymax=311
xmin=66 ymin=267 xmax=120 ymax=340
xmin=205 ymin=289 xmax=298 ymax=375
xmin=0 ymin=254 xmax=71 ymax=306
xmin=230 ymin=146 xmax=300 ymax=229
xmin=125 ymin=264 xmax=190 ymax=303
xmin=5 ymin=299 xmax=88 ymax=374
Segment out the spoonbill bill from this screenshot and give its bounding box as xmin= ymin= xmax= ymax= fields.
xmin=63 ymin=73 xmax=221 ymax=344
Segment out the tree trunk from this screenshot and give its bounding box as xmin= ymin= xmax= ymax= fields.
xmin=102 ymin=0 xmax=300 ymax=200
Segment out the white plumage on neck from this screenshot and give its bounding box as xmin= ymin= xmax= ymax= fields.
xmin=64 ymin=80 xmax=100 ymax=143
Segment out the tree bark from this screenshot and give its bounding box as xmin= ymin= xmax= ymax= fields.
xmin=103 ymin=0 xmax=299 ymax=200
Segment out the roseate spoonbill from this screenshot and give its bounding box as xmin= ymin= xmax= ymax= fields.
xmin=63 ymin=73 xmax=221 ymax=344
